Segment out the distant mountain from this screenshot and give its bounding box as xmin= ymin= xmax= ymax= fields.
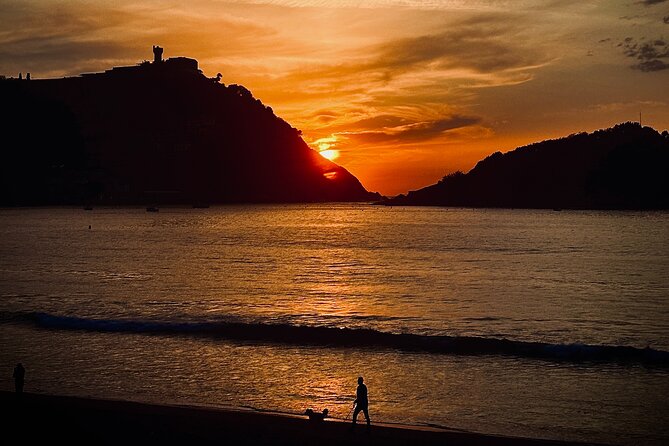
xmin=0 ymin=49 xmax=379 ymax=206
xmin=382 ymin=123 xmax=669 ymax=209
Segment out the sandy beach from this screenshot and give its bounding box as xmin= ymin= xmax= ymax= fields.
xmin=1 ymin=391 xmax=608 ymax=445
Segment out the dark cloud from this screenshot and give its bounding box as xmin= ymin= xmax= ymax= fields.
xmin=395 ymin=116 xmax=482 ymax=140
xmin=346 ymin=114 xmax=413 ymax=131
xmin=621 ymin=36 xmax=669 ymax=71
xmin=0 ymin=38 xmax=132 ymax=75
xmin=343 ymin=115 xmax=481 ymax=144
xmin=635 ymin=59 xmax=669 ymax=71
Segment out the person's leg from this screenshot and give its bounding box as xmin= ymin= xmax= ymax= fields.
xmin=352 ymin=406 xmax=361 ymax=425
xmin=363 ymin=408 xmax=370 ymax=425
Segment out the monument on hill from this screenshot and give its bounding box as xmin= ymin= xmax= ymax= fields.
xmin=153 ymin=45 xmax=163 ymax=64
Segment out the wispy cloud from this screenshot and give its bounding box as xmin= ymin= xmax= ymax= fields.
xmin=374 ymin=18 xmax=548 ymax=75
xmin=0 ymin=0 xmax=281 ymax=77
xmin=0 ymin=1 xmax=135 ymax=74
xmin=277 ymin=12 xmax=551 ymax=86
xmin=223 ymin=0 xmax=563 ymax=11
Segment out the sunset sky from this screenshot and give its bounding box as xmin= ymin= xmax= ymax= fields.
xmin=1 ymin=0 xmax=668 ymax=195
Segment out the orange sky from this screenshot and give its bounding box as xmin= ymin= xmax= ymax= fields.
xmin=1 ymin=0 xmax=668 ymax=195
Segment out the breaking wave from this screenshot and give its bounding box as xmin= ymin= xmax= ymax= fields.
xmin=7 ymin=312 xmax=669 ymax=366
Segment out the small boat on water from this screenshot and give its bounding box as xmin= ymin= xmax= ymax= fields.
xmin=83 ymin=206 xmax=93 ymax=211
xmin=146 ymin=206 xmax=159 ymax=212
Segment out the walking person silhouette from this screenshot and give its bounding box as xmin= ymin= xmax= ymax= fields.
xmin=352 ymin=376 xmax=370 ymax=428
xmin=13 ymin=363 xmax=25 ymax=394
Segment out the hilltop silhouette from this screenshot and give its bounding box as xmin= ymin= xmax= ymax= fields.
xmin=0 ymin=47 xmax=380 ymax=206
xmin=382 ymin=123 xmax=669 ymax=209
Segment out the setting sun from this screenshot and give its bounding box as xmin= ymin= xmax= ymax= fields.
xmin=319 ymin=149 xmax=340 ymax=161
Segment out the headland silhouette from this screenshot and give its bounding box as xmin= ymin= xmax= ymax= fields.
xmin=0 ymin=47 xmax=380 ymax=206
xmin=381 ymin=123 xmax=669 ymax=209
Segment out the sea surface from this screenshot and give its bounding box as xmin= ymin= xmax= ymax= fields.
xmin=0 ymin=205 xmax=668 ymax=445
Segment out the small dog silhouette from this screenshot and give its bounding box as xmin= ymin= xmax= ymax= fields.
xmin=304 ymin=408 xmax=328 ymax=422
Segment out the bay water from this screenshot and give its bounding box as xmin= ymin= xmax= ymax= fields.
xmin=0 ymin=205 xmax=667 ymax=445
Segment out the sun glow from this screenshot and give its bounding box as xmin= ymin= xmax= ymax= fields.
xmin=313 ymin=135 xmax=340 ymax=161
xmin=319 ymin=149 xmax=340 ymax=161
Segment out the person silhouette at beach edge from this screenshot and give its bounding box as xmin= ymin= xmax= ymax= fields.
xmin=13 ymin=363 xmax=25 ymax=394
xmin=351 ymin=376 xmax=370 ymax=429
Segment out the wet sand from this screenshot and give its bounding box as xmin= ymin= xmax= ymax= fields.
xmin=1 ymin=392 xmax=607 ymax=445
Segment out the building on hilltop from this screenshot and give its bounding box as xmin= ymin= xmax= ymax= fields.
xmin=151 ymin=45 xmax=198 ymax=71
xmin=153 ymin=45 xmax=163 ymax=63
xmin=165 ymin=57 xmax=198 ymax=72
xmin=78 ymin=47 xmax=200 ymax=78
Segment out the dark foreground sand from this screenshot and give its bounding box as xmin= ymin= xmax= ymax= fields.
xmin=1 ymin=392 xmax=606 ymax=445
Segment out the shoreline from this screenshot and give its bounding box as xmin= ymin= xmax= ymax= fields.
xmin=1 ymin=391 xmax=609 ymax=445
